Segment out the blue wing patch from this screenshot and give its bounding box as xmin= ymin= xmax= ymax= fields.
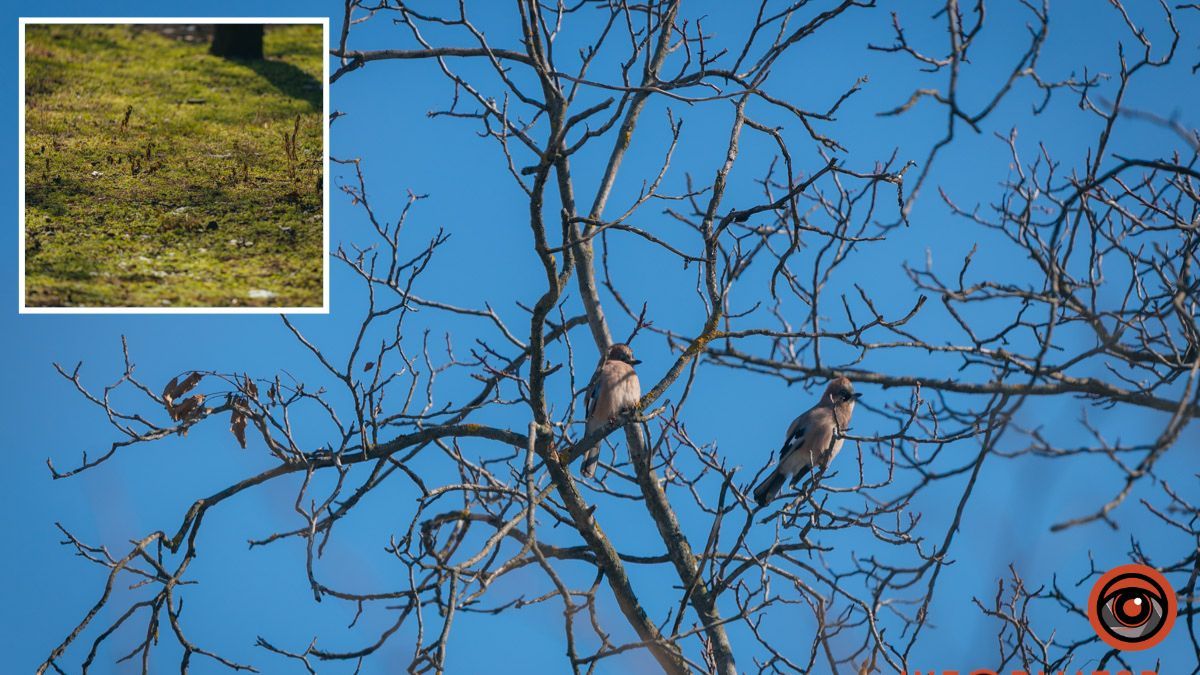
xmin=584 ymin=372 xmax=602 ymax=419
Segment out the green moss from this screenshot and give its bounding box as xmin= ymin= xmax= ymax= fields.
xmin=24 ymin=24 xmax=324 ymax=307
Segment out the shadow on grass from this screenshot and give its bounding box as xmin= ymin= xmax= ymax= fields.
xmin=26 ymin=177 xmax=88 ymax=218
xmin=24 ymin=60 xmax=67 ymax=100
xmin=27 ymin=251 xmax=102 ymax=283
xmin=239 ymin=58 xmax=322 ymax=111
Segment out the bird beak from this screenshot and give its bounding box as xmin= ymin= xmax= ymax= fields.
xmin=630 ymin=359 xmax=643 ymax=365
xmin=853 ymin=393 xmax=863 ymax=400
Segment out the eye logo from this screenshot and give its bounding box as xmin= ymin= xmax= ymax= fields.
xmin=1087 ymin=564 xmax=1176 ymax=650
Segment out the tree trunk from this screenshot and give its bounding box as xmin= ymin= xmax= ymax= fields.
xmin=209 ymin=25 xmax=263 ymax=60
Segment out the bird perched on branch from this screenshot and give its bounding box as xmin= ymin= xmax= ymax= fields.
xmin=752 ymin=376 xmax=861 ymax=507
xmin=581 ymin=343 xmax=642 ymax=478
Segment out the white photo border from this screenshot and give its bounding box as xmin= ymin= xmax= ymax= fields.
xmin=18 ymin=16 xmax=331 ymax=314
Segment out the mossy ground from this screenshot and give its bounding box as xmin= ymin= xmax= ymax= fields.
xmin=24 ymin=24 xmax=324 ymax=308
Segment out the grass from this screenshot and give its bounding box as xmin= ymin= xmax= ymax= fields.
xmin=24 ymin=24 xmax=324 ymax=308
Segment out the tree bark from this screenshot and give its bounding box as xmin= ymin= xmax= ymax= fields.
xmin=210 ymin=25 xmax=264 ymax=60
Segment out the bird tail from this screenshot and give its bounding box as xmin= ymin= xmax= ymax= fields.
xmin=789 ymin=463 xmax=812 ymax=487
xmin=580 ymin=444 xmax=599 ymax=478
xmin=753 ymin=468 xmax=786 ymax=507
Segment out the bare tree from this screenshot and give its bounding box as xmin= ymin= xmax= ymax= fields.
xmin=39 ymin=2 xmax=1200 ymax=673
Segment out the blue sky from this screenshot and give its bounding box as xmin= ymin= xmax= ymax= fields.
xmin=4 ymin=1 xmax=1199 ymax=673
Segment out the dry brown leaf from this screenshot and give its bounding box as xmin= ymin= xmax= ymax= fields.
xmin=243 ymin=374 xmax=259 ymax=400
xmin=230 ymin=405 xmax=247 ymax=449
xmin=161 ymin=376 xmax=180 ymax=404
xmin=164 ymin=372 xmax=204 ymax=405
xmin=170 ymin=394 xmax=206 ymax=422
xmin=177 ymin=372 xmax=203 ymax=396
xmin=364 ymin=361 xmax=375 ymax=372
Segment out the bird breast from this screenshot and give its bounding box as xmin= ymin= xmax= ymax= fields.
xmin=603 ymin=362 xmax=641 ymax=410
xmin=833 ymin=400 xmax=856 ymax=428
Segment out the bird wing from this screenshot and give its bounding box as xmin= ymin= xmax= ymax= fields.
xmin=776 ymin=413 xmax=807 ymax=463
xmin=583 ymin=363 xmax=604 ymax=421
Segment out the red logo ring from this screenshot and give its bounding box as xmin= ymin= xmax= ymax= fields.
xmin=1087 ymin=563 xmax=1176 ymax=651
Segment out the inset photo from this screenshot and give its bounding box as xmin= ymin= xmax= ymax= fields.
xmin=20 ymin=19 xmax=328 ymax=312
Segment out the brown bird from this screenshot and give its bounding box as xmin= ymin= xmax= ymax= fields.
xmin=752 ymin=376 xmax=861 ymax=507
xmin=580 ymin=343 xmax=642 ymax=478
